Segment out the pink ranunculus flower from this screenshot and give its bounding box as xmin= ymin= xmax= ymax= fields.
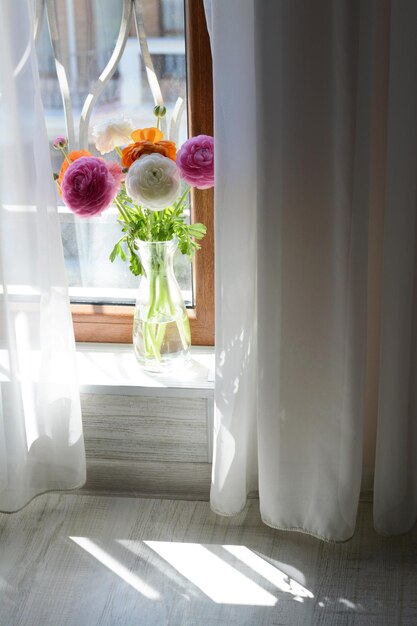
xmin=61 ymin=157 xmax=123 ymax=217
xmin=107 ymin=160 xmax=125 ymax=186
xmin=176 ymin=134 xmax=214 ymax=189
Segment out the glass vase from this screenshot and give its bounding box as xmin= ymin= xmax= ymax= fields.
xmin=133 ymin=239 xmax=191 ymax=372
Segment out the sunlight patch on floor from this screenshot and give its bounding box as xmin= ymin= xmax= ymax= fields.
xmin=70 ymin=537 xmax=160 ymax=600
xmin=223 ymin=546 xmax=314 ymax=602
xmin=143 ymin=541 xmax=277 ymax=606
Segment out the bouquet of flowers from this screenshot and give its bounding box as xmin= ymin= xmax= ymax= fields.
xmin=54 ymin=106 xmax=214 ymax=370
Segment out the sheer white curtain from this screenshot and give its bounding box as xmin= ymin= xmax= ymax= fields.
xmin=207 ymin=0 xmax=417 ymax=541
xmin=0 ymin=0 xmax=86 ymax=512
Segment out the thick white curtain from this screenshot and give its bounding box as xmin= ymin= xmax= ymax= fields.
xmin=207 ymin=0 xmax=417 ymax=541
xmin=0 ymin=0 xmax=86 ymax=512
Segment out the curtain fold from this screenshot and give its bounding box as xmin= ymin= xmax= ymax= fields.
xmin=0 ymin=0 xmax=86 ymax=512
xmin=373 ymin=0 xmax=417 ymax=535
xmin=209 ymin=0 xmax=417 ymax=540
xmin=208 ymin=0 xmax=259 ymax=518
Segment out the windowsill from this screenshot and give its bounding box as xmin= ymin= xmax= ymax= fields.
xmin=76 ymin=343 xmax=215 ymax=397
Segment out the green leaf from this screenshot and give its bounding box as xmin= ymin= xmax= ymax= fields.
xmin=110 ymin=189 xmax=207 ymax=276
xmin=129 ymin=253 xmax=142 ymax=276
xmin=109 ymin=243 xmax=120 ymax=263
xmin=188 ymin=223 xmax=207 ymax=239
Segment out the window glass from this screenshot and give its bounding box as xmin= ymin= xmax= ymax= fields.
xmin=36 ymin=0 xmax=192 ymax=305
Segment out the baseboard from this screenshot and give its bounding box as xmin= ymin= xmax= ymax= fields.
xmin=81 ymin=458 xmax=212 ymax=500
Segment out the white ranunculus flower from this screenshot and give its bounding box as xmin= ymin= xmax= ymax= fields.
xmin=92 ymin=117 xmax=134 ymax=154
xmin=125 ymin=153 xmax=180 ymax=211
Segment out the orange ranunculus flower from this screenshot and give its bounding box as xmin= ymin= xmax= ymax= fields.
xmin=157 ymin=141 xmax=177 ymax=161
xmin=130 ymin=127 xmax=163 ymax=143
xmin=57 ymin=149 xmax=92 ymax=193
xmin=121 ymin=140 xmax=176 ymax=168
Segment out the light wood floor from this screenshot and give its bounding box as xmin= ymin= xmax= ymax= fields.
xmin=0 ymin=494 xmax=416 ymax=626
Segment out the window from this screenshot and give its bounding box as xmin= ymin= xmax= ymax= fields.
xmin=35 ymin=0 xmax=214 ymax=345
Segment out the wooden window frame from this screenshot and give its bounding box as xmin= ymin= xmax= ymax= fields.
xmin=72 ymin=0 xmax=214 ymax=346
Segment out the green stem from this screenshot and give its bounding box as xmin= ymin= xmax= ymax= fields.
xmin=115 ymin=196 xmax=132 ymax=224
xmin=153 ymin=274 xmax=168 ymax=354
xmin=155 ymin=323 xmax=166 ymax=351
xmin=147 ymin=210 xmax=155 ymax=241
xmin=139 ymin=245 xmax=190 ymax=366
xmin=176 ymin=314 xmax=189 ymax=352
xmin=144 ymin=270 xmax=161 ymax=361
xmin=115 ymin=146 xmax=123 ymax=158
xmin=174 ymin=185 xmax=191 ymax=211
xmin=144 ymin=321 xmax=160 ymax=361
xmin=60 ymin=146 xmax=72 ymax=165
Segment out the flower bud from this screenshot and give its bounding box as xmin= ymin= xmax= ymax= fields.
xmin=53 ymin=135 xmax=68 ymax=150
xmin=153 ymin=105 xmax=167 ymax=119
